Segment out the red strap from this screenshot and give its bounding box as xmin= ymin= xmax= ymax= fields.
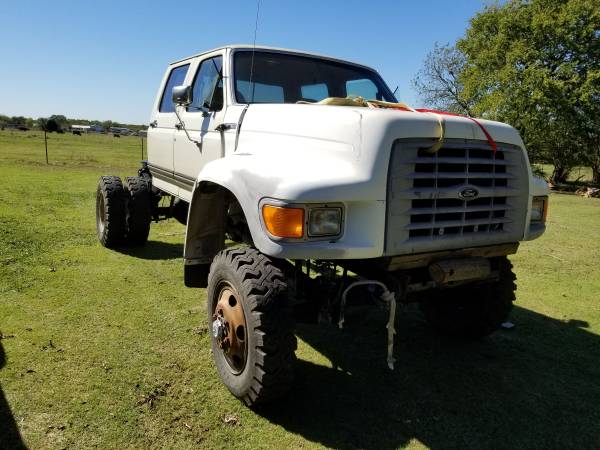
xmin=415 ymin=108 xmax=497 ymax=153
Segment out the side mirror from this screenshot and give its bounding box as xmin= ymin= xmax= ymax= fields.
xmin=172 ymin=85 xmax=192 ymax=106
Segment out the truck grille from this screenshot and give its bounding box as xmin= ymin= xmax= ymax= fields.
xmin=409 ymin=147 xmax=510 ymax=238
xmin=385 ymin=139 xmax=528 ymax=255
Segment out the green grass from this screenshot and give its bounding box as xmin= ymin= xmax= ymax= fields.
xmin=1 ymin=130 xmax=600 ymax=449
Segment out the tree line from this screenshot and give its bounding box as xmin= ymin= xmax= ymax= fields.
xmin=413 ymin=0 xmax=599 ymax=184
xmin=0 ymin=114 xmax=146 ymax=133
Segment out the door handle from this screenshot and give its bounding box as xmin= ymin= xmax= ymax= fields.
xmin=215 ymin=123 xmax=237 ymax=132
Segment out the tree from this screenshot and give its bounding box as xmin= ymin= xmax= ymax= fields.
xmin=43 ymin=118 xmax=61 ymax=133
xmin=49 ymin=115 xmax=68 ymax=130
xmin=0 ymin=114 xmax=9 ymax=129
xmin=10 ymin=116 xmax=26 ymax=126
xmin=456 ymin=0 xmax=600 ymax=183
xmin=412 ymin=43 xmax=474 ymax=115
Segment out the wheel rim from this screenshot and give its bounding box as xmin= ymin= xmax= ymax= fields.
xmin=96 ymin=190 xmax=106 ymax=235
xmin=212 ymin=282 xmax=247 ymax=374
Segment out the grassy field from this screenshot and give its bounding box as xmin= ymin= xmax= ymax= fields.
xmin=1 ymin=130 xmax=600 ymax=449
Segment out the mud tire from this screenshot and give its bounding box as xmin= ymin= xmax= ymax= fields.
xmin=124 ymin=176 xmax=151 ymax=245
xmin=207 ymin=247 xmax=296 ymax=406
xmin=420 ymin=257 xmax=516 ymax=339
xmin=96 ymin=176 xmax=127 ymax=248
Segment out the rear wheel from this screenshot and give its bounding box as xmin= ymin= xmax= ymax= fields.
xmin=96 ymin=176 xmax=127 ymax=247
xmin=207 ymin=247 xmax=296 ymax=406
xmin=420 ymin=257 xmax=516 ymax=339
xmin=124 ymin=176 xmax=151 ymax=245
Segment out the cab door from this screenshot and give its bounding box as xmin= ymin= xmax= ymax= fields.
xmin=173 ymin=53 xmax=226 ymax=201
xmin=147 ymin=62 xmax=190 ymax=195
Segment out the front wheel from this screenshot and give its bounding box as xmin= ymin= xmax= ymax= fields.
xmin=420 ymin=257 xmax=516 ymax=339
xmin=206 ymin=248 xmax=296 ymax=406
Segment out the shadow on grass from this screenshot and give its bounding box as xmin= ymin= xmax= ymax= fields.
xmin=258 ymin=306 xmax=600 ymax=450
xmin=114 ymin=241 xmax=183 ymax=260
xmin=0 ymin=339 xmax=27 ymax=449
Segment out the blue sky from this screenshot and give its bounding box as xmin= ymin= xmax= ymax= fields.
xmin=0 ymin=0 xmax=487 ymax=124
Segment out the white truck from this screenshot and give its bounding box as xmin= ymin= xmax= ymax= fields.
xmin=95 ymin=45 xmax=549 ymax=406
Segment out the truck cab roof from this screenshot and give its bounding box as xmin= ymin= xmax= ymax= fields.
xmin=170 ymin=44 xmax=374 ymax=71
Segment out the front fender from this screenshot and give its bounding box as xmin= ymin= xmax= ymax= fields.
xmin=186 ymin=137 xmax=387 ymax=261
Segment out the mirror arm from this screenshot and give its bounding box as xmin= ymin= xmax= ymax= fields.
xmin=173 ymin=107 xmax=202 ymax=151
xmin=187 ymin=105 xmax=210 ymax=117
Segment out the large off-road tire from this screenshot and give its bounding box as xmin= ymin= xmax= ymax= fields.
xmin=207 ymin=247 xmax=296 ymax=406
xmin=420 ymin=257 xmax=516 ymax=339
xmin=124 ymin=176 xmax=151 ymax=245
xmin=96 ymin=176 xmax=127 ymax=248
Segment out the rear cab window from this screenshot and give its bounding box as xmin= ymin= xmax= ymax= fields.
xmin=236 ymin=80 xmax=284 ymax=103
xmin=346 ymin=79 xmax=378 ymax=100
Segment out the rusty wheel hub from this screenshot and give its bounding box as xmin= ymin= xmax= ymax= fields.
xmin=212 ymin=284 xmax=247 ymax=373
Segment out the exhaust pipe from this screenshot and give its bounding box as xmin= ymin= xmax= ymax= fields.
xmin=428 ymin=257 xmax=491 ymax=284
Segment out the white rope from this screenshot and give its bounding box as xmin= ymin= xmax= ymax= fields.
xmin=338 ymin=280 xmax=397 ymax=370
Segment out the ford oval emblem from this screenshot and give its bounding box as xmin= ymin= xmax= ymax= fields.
xmin=458 ymin=187 xmax=479 ymax=200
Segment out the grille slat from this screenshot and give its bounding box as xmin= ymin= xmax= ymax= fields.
xmin=408 ymin=172 xmax=514 ymax=179
xmin=407 ymin=157 xmax=515 ymax=166
xmin=408 ymin=204 xmax=508 ymax=215
xmin=407 ymin=217 xmax=511 ymax=230
xmin=394 ymin=187 xmax=517 ymax=199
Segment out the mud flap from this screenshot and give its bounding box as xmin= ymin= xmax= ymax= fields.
xmin=184 ymin=262 xmax=210 ymax=288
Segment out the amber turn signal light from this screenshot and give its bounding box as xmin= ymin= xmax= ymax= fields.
xmin=262 ymin=205 xmax=304 ymax=238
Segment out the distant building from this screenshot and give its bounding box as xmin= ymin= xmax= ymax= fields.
xmin=71 ymin=124 xmax=104 ymax=133
xmin=71 ymin=125 xmax=90 ymax=132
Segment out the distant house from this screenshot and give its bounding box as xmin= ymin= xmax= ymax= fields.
xmin=71 ymin=125 xmax=91 ymax=133
xmin=71 ymin=124 xmax=104 ymax=133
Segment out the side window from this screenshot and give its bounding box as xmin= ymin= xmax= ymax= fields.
xmin=159 ymin=64 xmax=190 ymax=113
xmin=346 ymin=79 xmax=379 ymax=100
xmin=301 ymin=83 xmax=328 ymax=102
xmin=189 ymin=56 xmax=224 ymax=112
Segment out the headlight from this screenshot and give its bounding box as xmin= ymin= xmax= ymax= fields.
xmin=308 ymin=207 xmax=342 ymax=236
xmin=531 ymin=196 xmax=548 ymax=223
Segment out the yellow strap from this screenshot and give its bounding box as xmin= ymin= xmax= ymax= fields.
xmin=315 ymin=96 xmax=369 ymax=107
xmin=424 ymin=112 xmax=446 ymax=154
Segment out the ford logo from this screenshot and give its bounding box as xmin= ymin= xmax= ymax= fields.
xmin=458 ymin=187 xmax=479 ymax=200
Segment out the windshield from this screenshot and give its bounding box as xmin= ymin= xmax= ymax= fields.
xmin=233 ymin=51 xmax=396 ymax=104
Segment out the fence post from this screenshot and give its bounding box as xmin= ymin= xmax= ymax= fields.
xmin=44 ymin=130 xmax=48 ymax=164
